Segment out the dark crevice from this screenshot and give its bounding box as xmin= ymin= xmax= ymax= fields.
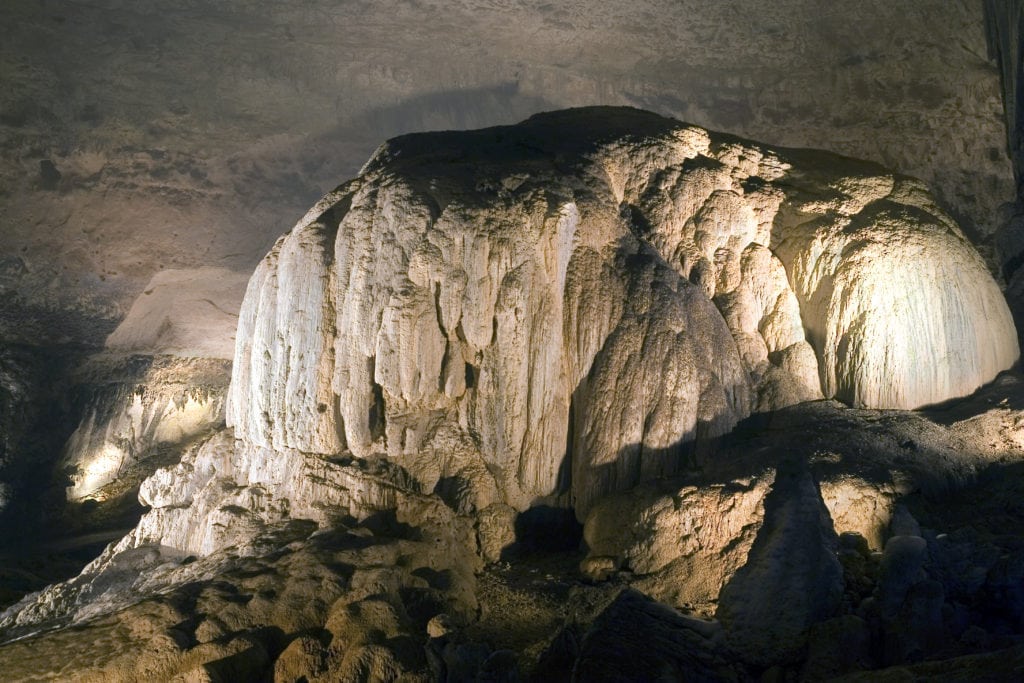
xmin=367 ymin=356 xmax=386 ymax=444
xmin=557 ymin=394 xmax=574 ymax=495
xmin=332 ymin=393 xmax=347 ymax=451
xmin=438 ymin=341 xmax=451 ymax=394
xmin=432 ymin=281 xmax=447 ymax=337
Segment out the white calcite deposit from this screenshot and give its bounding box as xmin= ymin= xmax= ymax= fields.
xmin=225 ymin=107 xmax=1017 ymax=518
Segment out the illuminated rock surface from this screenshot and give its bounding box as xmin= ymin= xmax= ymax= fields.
xmin=104 ymin=267 xmax=248 ymax=361
xmin=227 ymin=107 xmax=1015 ymax=519
xmin=0 ymin=2 xmax=1022 ymax=678
xmin=61 ymin=356 xmax=229 ymax=502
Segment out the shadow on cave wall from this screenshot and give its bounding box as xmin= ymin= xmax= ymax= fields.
xmin=0 ymin=343 xmax=109 ymax=609
xmin=916 ymin=368 xmax=1024 ymax=425
xmin=526 ymin=389 xmax=1024 ymax=672
xmin=0 ymin=351 xmax=223 ymax=610
xmin=505 ymin=374 xmax=1020 ymax=559
xmin=293 ymin=82 xmax=564 ymax=191
xmin=0 ymin=344 xmax=93 ymax=550
xmin=313 ymin=100 xmax=687 ymax=195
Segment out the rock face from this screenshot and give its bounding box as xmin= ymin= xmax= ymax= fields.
xmin=578 ymin=398 xmax=991 ymax=620
xmin=2 ymin=108 xmax=1023 ymax=681
xmin=0 ymin=499 xmax=480 ymax=683
xmin=61 ymin=356 xmax=229 ymax=502
xmin=581 ymin=471 xmax=774 ymax=613
xmin=227 ymin=107 xmax=1017 ymax=518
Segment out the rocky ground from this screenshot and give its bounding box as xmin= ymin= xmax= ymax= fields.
xmin=1 ymin=370 xmax=1023 ymax=681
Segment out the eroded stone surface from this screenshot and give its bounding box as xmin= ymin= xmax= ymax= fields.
xmin=62 ymin=356 xmax=229 ymax=501
xmin=227 ymin=107 xmax=1016 ymax=521
xmin=104 ymin=268 xmax=248 ymax=360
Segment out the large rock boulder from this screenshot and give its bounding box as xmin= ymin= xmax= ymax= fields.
xmin=3 ymin=107 xmax=1024 ymax=681
xmin=580 ymin=468 xmax=775 ymax=614
xmin=225 ymin=106 xmax=1017 ymax=519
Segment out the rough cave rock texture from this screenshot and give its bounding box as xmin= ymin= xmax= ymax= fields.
xmin=227 ymin=107 xmax=1018 ymax=518
xmin=61 ymin=356 xmax=229 ymax=502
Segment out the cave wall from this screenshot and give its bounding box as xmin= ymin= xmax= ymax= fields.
xmin=986 ymin=0 xmax=1024 ymax=200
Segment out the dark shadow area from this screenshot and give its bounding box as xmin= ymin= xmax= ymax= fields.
xmin=289 ymin=82 xmax=562 ymax=202
xmin=0 ymin=343 xmax=95 ymax=557
xmin=350 ymin=81 xmax=556 ymax=143
xmin=898 ymin=458 xmax=1024 ymax=637
xmin=357 ymin=105 xmax=685 ymax=199
xmin=360 ymin=509 xmax=422 ymax=541
xmin=0 ymin=300 xmax=119 ymax=349
xmin=983 ymin=0 xmax=1024 ymax=206
xmin=433 ymin=475 xmax=475 ymax=515
xmin=399 ymin=584 xmax=451 ymax=630
xmin=916 ymin=367 xmax=1024 ymax=425
xmin=411 ymin=566 xmax=454 ymax=591
xmin=571 ymin=588 xmax=737 ymax=682
xmin=326 ymin=454 xmax=422 ymax=494
xmin=0 ymin=534 xmax=123 ymax=610
xmin=569 ymin=387 xmax=1024 ymax=676
xmin=504 ymin=506 xmax=582 ymax=558
xmin=0 ymin=349 xmax=229 ymax=611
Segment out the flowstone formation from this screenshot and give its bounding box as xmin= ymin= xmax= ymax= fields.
xmin=2 ymin=107 xmax=1024 ymax=681
xmin=228 ymin=106 xmax=1017 ymax=518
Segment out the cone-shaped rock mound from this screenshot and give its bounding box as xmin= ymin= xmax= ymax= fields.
xmin=227 ymin=106 xmax=1018 ymax=517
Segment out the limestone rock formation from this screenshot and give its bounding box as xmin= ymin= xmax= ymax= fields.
xmin=578 ymin=398 xmax=995 ymax=616
xmin=227 ymin=106 xmax=1016 ymax=520
xmin=581 ymin=471 xmax=774 ymax=613
xmin=62 ymin=356 xmax=228 ymax=502
xmin=0 ymin=503 xmax=480 ymax=683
